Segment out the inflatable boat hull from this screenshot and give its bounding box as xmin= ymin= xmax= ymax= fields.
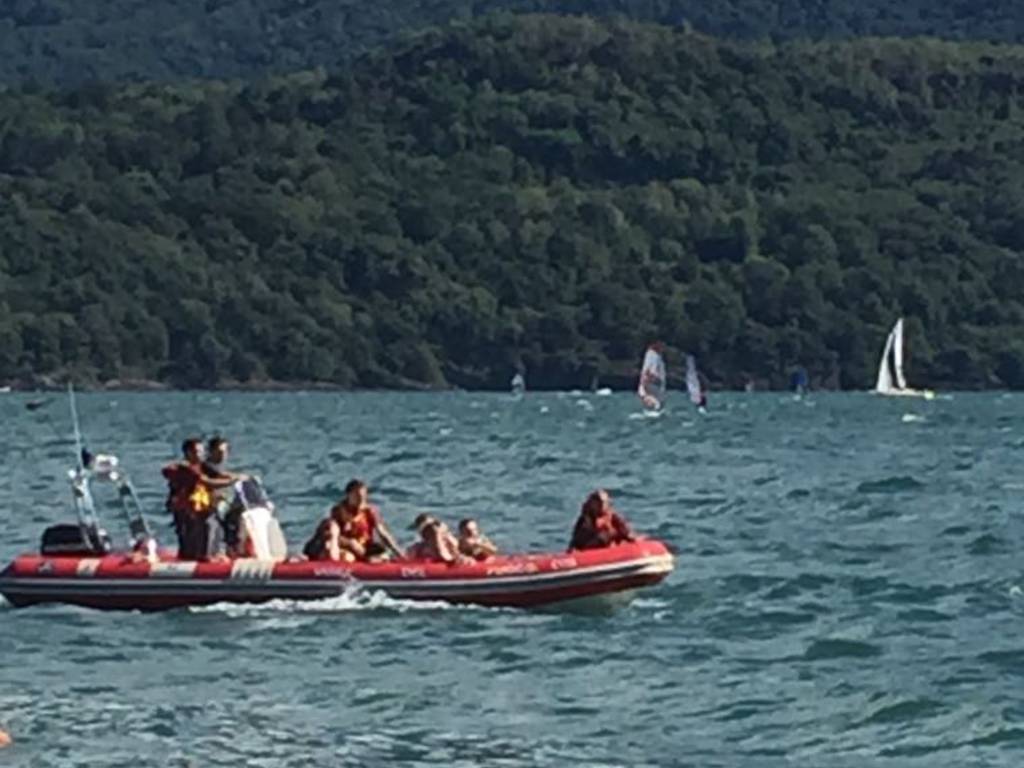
xmin=0 ymin=540 xmax=673 ymax=611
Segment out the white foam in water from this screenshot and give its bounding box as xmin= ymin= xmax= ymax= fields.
xmin=187 ymin=586 xmax=491 ymax=616
xmin=1010 ymin=585 xmax=1022 ymax=598
xmin=901 ymin=413 xmax=926 ymax=423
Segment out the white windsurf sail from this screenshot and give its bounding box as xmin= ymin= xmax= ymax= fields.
xmin=510 ymin=372 xmax=526 ymax=395
xmin=685 ymin=355 xmax=704 ymax=407
xmin=875 ymin=323 xmax=897 ymax=394
xmin=637 ymin=347 xmax=667 ymax=409
xmin=892 ymin=318 xmax=908 ymax=390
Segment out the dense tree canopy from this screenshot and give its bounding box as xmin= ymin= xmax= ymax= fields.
xmin=2 ymin=0 xmax=1024 ymax=86
xmin=3 ymin=16 xmax=1024 ymax=389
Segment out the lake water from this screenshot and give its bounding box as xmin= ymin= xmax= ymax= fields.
xmin=1 ymin=391 xmax=1023 ymax=766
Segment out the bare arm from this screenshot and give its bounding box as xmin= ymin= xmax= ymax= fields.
xmin=475 ymin=536 xmax=498 ymax=557
xmin=200 ymin=473 xmax=243 ymax=489
xmin=375 ymin=519 xmax=404 ymax=559
xmin=325 ymin=521 xmax=343 ymax=561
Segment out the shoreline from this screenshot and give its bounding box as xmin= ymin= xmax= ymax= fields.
xmin=0 ymin=383 xmax=997 ymax=395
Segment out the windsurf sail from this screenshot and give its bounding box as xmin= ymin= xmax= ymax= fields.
xmin=685 ymin=355 xmax=704 ymax=407
xmin=892 ymin=319 xmax=908 ymax=390
xmin=876 ymin=319 xmax=901 ymax=393
xmin=510 ymin=372 xmax=526 ymax=395
xmin=637 ymin=347 xmax=667 ymax=409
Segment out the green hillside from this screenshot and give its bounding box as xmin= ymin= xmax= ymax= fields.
xmin=4 ymin=16 xmax=1024 ymax=389
xmin=1 ymin=0 xmax=1023 ymax=85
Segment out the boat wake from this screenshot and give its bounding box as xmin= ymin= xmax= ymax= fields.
xmin=186 ymin=586 xmax=497 ymax=617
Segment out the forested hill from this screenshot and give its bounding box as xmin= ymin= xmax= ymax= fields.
xmin=4 ymin=16 xmax=1024 ymax=390
xmin=2 ymin=0 xmax=1024 ymax=85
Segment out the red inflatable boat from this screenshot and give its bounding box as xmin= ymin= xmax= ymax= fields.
xmin=1 ymin=439 xmax=673 ymax=612
xmin=0 ymin=539 xmax=673 ymax=611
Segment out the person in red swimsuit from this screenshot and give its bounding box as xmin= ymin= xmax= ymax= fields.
xmin=568 ymin=489 xmax=636 ymax=551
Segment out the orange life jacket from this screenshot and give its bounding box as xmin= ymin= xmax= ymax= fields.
xmin=340 ymin=505 xmax=378 ymax=549
xmin=163 ymin=463 xmax=212 ymax=517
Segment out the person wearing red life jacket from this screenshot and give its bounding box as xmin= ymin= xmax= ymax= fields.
xmin=304 ymin=479 xmax=403 ymax=562
xmin=568 ymin=489 xmax=636 ymax=551
xmin=162 ymin=437 xmax=242 ymax=561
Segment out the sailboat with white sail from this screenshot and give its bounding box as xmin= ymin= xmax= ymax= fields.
xmin=686 ymin=355 xmax=708 ymax=413
xmin=874 ymin=318 xmax=934 ymax=399
xmin=637 ymin=344 xmax=667 ymax=411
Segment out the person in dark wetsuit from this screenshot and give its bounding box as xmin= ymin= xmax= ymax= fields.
xmin=568 ymin=489 xmax=636 ymax=552
xmin=162 ymin=438 xmax=240 ymax=561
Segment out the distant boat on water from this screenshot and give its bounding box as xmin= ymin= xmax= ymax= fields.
xmin=874 ymin=318 xmax=934 ymax=399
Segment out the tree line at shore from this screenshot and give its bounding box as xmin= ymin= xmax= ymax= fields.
xmin=4 ymin=15 xmax=1024 ymax=389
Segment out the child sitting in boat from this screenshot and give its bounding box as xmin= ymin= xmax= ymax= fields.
xmin=457 ymin=518 xmax=498 ymax=561
xmin=406 ymin=514 xmax=468 ymax=564
xmin=568 ymin=490 xmax=635 ymax=551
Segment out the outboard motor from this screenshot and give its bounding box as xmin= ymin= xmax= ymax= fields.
xmin=226 ymin=477 xmax=287 ymax=560
xmin=41 ymin=523 xmax=112 ymax=556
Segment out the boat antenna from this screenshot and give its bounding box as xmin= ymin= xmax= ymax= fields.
xmin=68 ymin=382 xmax=88 ymax=471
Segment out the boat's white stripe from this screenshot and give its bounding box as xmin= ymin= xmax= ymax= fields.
xmin=150 ymin=562 xmax=198 ymax=578
xmin=76 ymin=559 xmax=100 ymax=577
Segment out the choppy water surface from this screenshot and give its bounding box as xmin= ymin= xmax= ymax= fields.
xmin=1 ymin=391 xmax=1023 ymax=766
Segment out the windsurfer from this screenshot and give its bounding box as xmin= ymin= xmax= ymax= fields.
xmin=568 ymin=490 xmax=636 ymax=551
xmin=638 ymin=341 xmax=667 ymax=410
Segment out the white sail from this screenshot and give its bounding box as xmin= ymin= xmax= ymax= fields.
xmin=875 ymin=324 xmax=897 ymax=394
xmin=892 ymin=318 xmax=908 ymax=390
xmin=875 ymin=317 xmax=934 ymax=398
xmin=510 ymin=373 xmax=526 ymax=395
xmin=685 ymin=355 xmax=703 ymax=406
xmin=637 ymin=347 xmax=666 ymax=409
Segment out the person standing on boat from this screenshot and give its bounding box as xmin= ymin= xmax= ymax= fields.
xmin=202 ymin=435 xmax=246 ymax=555
xmin=162 ymin=438 xmax=240 ymax=560
xmin=568 ymin=490 xmax=636 ymax=551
